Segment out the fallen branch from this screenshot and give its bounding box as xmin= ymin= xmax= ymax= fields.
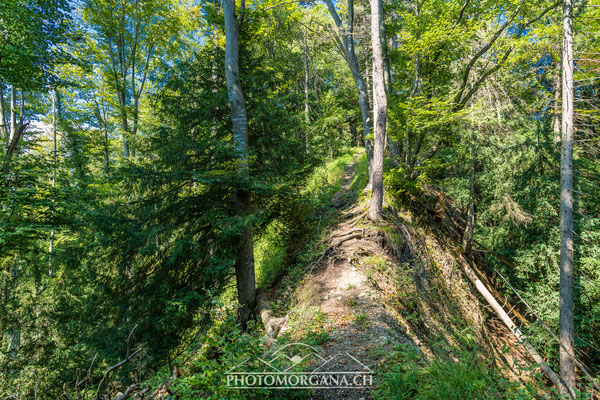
xmin=96 ymin=325 xmax=142 ymax=400
xmin=113 ymin=383 xmax=140 ymax=400
xmin=460 ymin=256 xmax=565 ymax=393
xmin=257 ymin=289 xmax=286 ymax=345
xmin=331 ymin=231 xmax=362 ymax=247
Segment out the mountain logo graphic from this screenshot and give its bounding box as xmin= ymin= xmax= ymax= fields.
xmin=225 ymin=342 xmax=374 ymax=390
xmin=257 ymin=343 xmax=328 ymax=372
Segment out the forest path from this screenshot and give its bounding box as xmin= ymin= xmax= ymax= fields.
xmin=278 ymin=154 xmax=410 ymax=400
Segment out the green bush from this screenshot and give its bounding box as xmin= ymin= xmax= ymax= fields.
xmin=374 ymin=345 xmax=541 ymax=400
xmin=174 ymin=310 xmax=309 ymax=400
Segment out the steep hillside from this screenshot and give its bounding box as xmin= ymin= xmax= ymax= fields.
xmin=160 ymin=153 xmax=552 ymax=400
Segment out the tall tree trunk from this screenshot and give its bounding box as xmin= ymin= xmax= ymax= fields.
xmin=559 ymin=0 xmax=576 ymax=396
xmin=368 ymin=0 xmax=387 ymax=221
xmin=0 ymin=85 xmax=6 ymax=138
xmin=96 ymin=100 xmax=110 ymax=174
xmin=49 ymin=91 xmax=58 ymax=272
xmin=302 ymin=26 xmax=311 ymax=153
xmin=119 ymin=89 xmax=130 ymax=157
xmin=211 ymin=24 xmax=220 ymax=137
xmin=8 ymin=262 xmax=20 ymax=360
xmin=463 ymin=130 xmax=476 ymax=251
xmin=10 ymin=86 xmax=16 ymax=140
xmin=131 ymin=96 xmax=139 ymax=158
xmin=19 ymin=90 xmax=24 ymax=124
xmin=223 ymin=0 xmax=256 ymax=331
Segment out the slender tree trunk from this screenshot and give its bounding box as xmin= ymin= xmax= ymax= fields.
xmin=559 ymin=0 xmax=576 ymax=396
xmin=0 ymin=85 xmax=6 ymax=138
xmin=10 ymin=86 xmax=16 ymax=141
xmin=211 ymin=26 xmax=219 ymax=137
xmin=19 ymin=90 xmax=24 ymax=124
xmin=131 ymin=59 xmax=137 ymax=158
xmin=131 ymin=96 xmax=139 ymax=158
xmin=98 ymin=101 xmax=110 ymax=174
xmin=8 ymin=262 xmax=19 ymax=360
xmin=368 ymin=0 xmax=387 ymax=221
xmin=463 ymin=130 xmax=475 ymax=251
xmin=119 ymin=89 xmax=130 ymax=157
xmin=223 ymin=0 xmax=256 ymax=331
xmin=303 ymin=26 xmax=311 ymax=153
xmin=49 ymin=91 xmax=58 ymax=272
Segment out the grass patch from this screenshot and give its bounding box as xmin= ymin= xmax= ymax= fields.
xmin=374 ymin=345 xmax=543 ymax=400
xmin=254 ymin=147 xmax=365 ymax=290
xmin=353 ymin=312 xmax=368 ymax=328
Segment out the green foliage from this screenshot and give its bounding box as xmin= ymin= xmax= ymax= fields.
xmin=173 ymin=309 xmax=309 ymax=400
xmin=254 ymin=149 xmax=360 ymax=289
xmin=374 ymin=345 xmax=541 ymax=400
xmin=0 ymin=0 xmax=73 ymax=87
xmin=384 ymin=166 xmax=419 ymax=198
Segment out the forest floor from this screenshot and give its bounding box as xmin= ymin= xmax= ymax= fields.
xmin=278 ymin=156 xmax=411 ymax=399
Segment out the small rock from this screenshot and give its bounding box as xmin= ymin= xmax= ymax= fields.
xmin=336 ymin=296 xmax=343 ymax=300
xmin=323 ymin=295 xmax=329 ymax=300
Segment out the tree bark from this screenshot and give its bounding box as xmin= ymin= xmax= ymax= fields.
xmin=368 ymin=0 xmax=387 ymax=221
xmin=223 ymin=0 xmax=256 ymax=331
xmin=19 ymin=90 xmax=24 ymax=124
xmin=10 ymin=86 xmax=16 ymax=141
xmin=0 ymin=85 xmax=6 ymax=138
xmin=559 ymin=0 xmax=576 ymax=396
xmin=49 ymin=90 xmax=58 ymax=272
xmin=119 ymin=89 xmax=130 ymax=157
xmin=462 ymin=130 xmax=475 ymax=251
xmin=302 ymin=26 xmax=310 ymax=153
xmin=553 ymin=69 xmax=562 ymax=144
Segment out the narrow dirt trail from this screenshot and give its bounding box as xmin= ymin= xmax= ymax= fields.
xmin=279 ymin=155 xmax=410 ymax=400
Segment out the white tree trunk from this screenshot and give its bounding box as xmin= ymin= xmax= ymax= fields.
xmin=0 ymin=85 xmax=6 ymax=138
xmin=559 ymin=0 xmax=576 ymax=396
xmin=10 ymin=86 xmax=16 ymax=141
xmin=368 ymin=0 xmax=387 ymax=220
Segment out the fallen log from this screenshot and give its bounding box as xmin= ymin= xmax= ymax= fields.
xmin=331 ymin=232 xmax=362 ymax=247
xmin=257 ymin=289 xmax=285 ymax=341
xmin=460 ymin=257 xmax=566 ymax=393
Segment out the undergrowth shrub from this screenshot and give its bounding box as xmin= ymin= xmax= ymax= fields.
xmin=374 ymin=344 xmax=543 ymax=400
xmin=173 ymin=309 xmax=309 ymax=400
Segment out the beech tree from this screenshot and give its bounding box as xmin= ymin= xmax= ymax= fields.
xmin=83 ymin=0 xmax=189 ymax=157
xmin=223 ymin=0 xmax=256 ymax=330
xmin=368 ymin=0 xmax=386 ymax=220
